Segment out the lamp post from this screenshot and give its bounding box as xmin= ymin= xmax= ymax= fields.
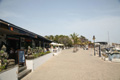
xmin=93 ymin=36 xmax=96 ymax=56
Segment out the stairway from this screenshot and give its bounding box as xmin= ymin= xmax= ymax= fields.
xmin=18 ymin=66 xmax=31 ymax=80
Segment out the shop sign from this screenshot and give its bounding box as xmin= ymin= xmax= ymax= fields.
xmin=18 ymin=50 xmax=26 ymax=64
xmin=7 ymin=36 xmax=19 ymax=40
xmin=25 ymin=39 xmax=32 ymax=42
xmin=10 ymin=27 xmax=14 ymax=31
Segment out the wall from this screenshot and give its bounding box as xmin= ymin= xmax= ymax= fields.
xmin=26 ymin=53 xmax=53 ymax=71
xmin=0 ymin=65 xmax=18 ymax=80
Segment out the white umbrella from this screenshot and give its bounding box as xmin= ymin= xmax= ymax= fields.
xmin=50 ymin=42 xmax=58 ymax=46
xmin=58 ymin=44 xmax=64 ymax=46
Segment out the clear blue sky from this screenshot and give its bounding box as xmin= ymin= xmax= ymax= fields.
xmin=0 ymin=0 xmax=120 ymax=43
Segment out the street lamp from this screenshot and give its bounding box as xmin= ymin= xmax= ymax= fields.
xmin=93 ymin=36 xmax=96 ymax=56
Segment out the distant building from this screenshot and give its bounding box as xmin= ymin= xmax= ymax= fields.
xmin=95 ymin=42 xmax=108 ymax=48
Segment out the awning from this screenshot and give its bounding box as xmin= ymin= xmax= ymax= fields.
xmin=50 ymin=42 xmax=64 ymax=46
xmin=50 ymin=42 xmax=58 ymax=46
xmin=0 ymin=19 xmax=52 ymax=43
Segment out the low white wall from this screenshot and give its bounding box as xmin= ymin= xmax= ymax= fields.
xmin=26 ymin=53 xmax=53 ymax=71
xmin=0 ymin=65 xmax=18 ymax=80
xmin=26 ymin=60 xmax=33 ymax=71
xmin=53 ymin=50 xmax=62 ymax=56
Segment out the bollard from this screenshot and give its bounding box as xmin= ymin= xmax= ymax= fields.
xmin=99 ymin=45 xmax=101 ymax=57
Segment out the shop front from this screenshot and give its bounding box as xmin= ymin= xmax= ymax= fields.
xmin=0 ymin=19 xmax=52 ymax=67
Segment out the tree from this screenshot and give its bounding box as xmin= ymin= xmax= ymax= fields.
xmin=45 ymin=35 xmax=54 ymax=41
xmin=70 ymin=33 xmax=80 ymax=52
xmin=45 ymin=35 xmax=72 ymax=47
xmin=54 ymin=35 xmax=59 ymax=43
xmin=79 ymin=35 xmax=92 ymax=47
xmin=45 ymin=33 xmax=92 ymax=48
xmin=58 ymin=36 xmax=72 ymax=47
xmin=70 ymin=33 xmax=79 ymax=45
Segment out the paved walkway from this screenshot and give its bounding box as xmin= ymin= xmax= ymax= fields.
xmin=22 ymin=48 xmax=120 ymax=80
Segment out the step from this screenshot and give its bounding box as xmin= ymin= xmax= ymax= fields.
xmin=18 ymin=66 xmax=27 ymax=73
xmin=7 ymin=59 xmax=15 ymax=67
xmin=18 ymin=69 xmax=31 ymax=80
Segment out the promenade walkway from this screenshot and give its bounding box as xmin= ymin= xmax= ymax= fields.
xmin=22 ymin=48 xmax=120 ymax=80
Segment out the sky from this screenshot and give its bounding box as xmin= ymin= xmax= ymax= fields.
xmin=0 ymin=0 xmax=120 ymax=43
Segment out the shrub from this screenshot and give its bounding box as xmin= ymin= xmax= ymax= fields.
xmin=0 ymin=49 xmax=9 ymax=72
xmin=0 ymin=65 xmax=6 ymax=72
xmin=41 ymin=52 xmax=45 ymax=56
xmin=27 ymin=47 xmax=51 ymax=59
xmin=45 ymin=51 xmax=51 ymax=54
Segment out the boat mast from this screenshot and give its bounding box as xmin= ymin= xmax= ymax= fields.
xmin=108 ymin=31 xmax=110 ymax=47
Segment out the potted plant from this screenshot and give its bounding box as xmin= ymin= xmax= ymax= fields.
xmin=0 ymin=45 xmax=9 ymax=71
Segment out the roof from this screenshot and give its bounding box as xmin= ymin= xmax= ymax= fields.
xmin=95 ymin=42 xmax=108 ymax=45
xmin=0 ymin=19 xmax=52 ymax=43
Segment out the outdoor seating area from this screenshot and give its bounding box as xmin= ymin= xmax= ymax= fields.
xmin=25 ymin=46 xmax=50 ymax=59
xmin=50 ymin=42 xmax=64 ymax=52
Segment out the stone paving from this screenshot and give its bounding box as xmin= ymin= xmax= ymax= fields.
xmin=22 ymin=48 xmax=120 ymax=80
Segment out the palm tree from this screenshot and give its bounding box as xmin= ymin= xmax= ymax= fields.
xmin=70 ymin=33 xmax=79 ymax=52
xmin=70 ymin=33 xmax=79 ymax=45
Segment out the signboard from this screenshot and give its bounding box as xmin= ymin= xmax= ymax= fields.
xmin=18 ymin=50 xmax=26 ymax=64
xmin=10 ymin=27 xmax=14 ymax=31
